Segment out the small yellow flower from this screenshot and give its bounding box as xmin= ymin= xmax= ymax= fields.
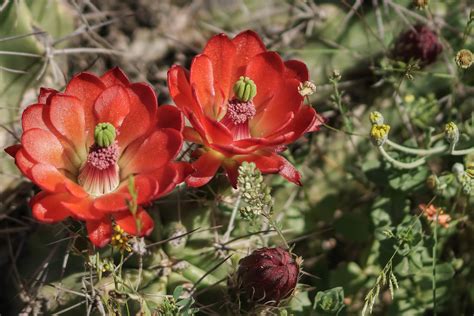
xmin=404 ymin=94 xmax=415 ymax=104
xmin=370 ymin=124 xmax=390 ymax=146
xmin=298 ymin=81 xmax=317 ymax=97
xmin=455 ymin=49 xmax=473 ymax=69
xmin=369 ymin=111 xmax=384 ymax=125
xmin=413 ymin=0 xmax=429 ymax=9
xmin=111 ymin=225 xmax=132 ymax=252
xmin=444 ymin=122 xmax=459 ymax=144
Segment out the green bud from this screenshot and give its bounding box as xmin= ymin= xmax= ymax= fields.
xmin=330 ymin=69 xmax=341 ymax=81
xmin=452 ymin=163 xmax=464 ymax=176
xmin=94 ymin=122 xmax=116 ymax=147
xmin=233 ymin=76 xmax=257 ymax=102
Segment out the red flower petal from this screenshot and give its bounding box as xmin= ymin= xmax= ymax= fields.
xmin=116 ymin=82 xmax=158 ymax=149
xmin=30 ymin=164 xmax=87 ymax=197
xmin=223 ymin=160 xmax=239 ymax=188
xmin=279 ymin=105 xmax=319 ymax=143
xmin=284 ymin=60 xmax=309 ymax=82
xmin=47 ymin=94 xmax=87 ymax=156
xmin=61 ymin=197 xmax=103 ymax=221
xmin=5 ymin=144 xmax=21 ymax=157
xmin=308 ymin=112 xmax=325 ymax=132
xmin=277 ymin=156 xmax=302 ymax=185
xmin=232 ymin=30 xmax=266 ymax=78
xmin=120 ymin=128 xmax=183 ymax=176
xmin=183 ymin=127 xmax=203 ymax=144
xmin=65 ymin=72 xmax=106 ymax=145
xmin=149 ymin=161 xmax=193 ymax=199
xmin=156 ymin=105 xmax=184 ymax=132
xmin=168 ymin=65 xmax=204 ymax=117
xmin=100 ymin=67 xmax=130 ymax=87
xmin=94 ymin=85 xmax=131 ymax=128
xmin=188 ymin=109 xmax=233 ymax=145
xmin=190 ymin=54 xmax=218 ymax=118
xmin=202 ymin=33 xmax=236 ymax=99
xmin=186 ymin=151 xmax=223 ymax=187
xmin=21 ymin=128 xmax=70 ymax=170
xmin=14 ymin=149 xmax=35 ymax=179
xmin=93 ymin=175 xmax=158 ymax=212
xmin=86 ymin=218 xmax=112 ymax=247
xmin=38 ymin=87 xmax=58 ymax=104
xmin=245 ymin=52 xmax=285 ymax=109
xmin=31 ymin=192 xmax=71 ymax=223
xmin=235 ymin=152 xmax=281 ymax=174
xmin=114 ymin=207 xmax=154 ymax=236
xmin=251 ymin=79 xmax=303 ymax=137
xmin=22 ymin=104 xmax=49 ymax=132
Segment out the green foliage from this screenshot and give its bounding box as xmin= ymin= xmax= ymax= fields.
xmin=314 ymin=287 xmax=345 ymax=314
xmin=2 ymin=1 xmax=474 ymax=316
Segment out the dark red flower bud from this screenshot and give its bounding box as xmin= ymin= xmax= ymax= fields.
xmin=392 ymin=24 xmax=442 ymax=66
xmin=237 ymin=247 xmax=299 ymax=304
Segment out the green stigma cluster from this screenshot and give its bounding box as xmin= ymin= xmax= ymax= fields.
xmin=233 ymin=76 xmax=257 ymax=102
xmin=237 ymin=161 xmax=273 ymax=220
xmin=94 ymin=122 xmax=116 ymax=147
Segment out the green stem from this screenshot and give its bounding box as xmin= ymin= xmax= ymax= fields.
xmin=452 ymin=147 xmax=474 ymax=156
xmin=378 ymin=146 xmax=427 ymax=169
xmin=267 ymin=216 xmax=289 ymax=249
xmin=432 ymin=207 xmax=439 ymax=316
xmin=323 ymin=123 xmax=367 ymax=137
xmin=385 ymin=139 xmax=447 ymax=155
xmin=222 ymin=193 xmax=241 ymax=242
xmin=384 ymin=139 xmax=473 ymax=156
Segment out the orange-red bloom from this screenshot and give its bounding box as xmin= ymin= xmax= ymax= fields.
xmin=168 ymin=30 xmax=323 ymax=187
xmin=5 ymin=68 xmax=191 ymax=247
xmin=419 ymin=204 xmax=451 ymax=228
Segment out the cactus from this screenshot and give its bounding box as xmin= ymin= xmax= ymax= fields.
xmin=0 ymin=0 xmax=74 ymax=191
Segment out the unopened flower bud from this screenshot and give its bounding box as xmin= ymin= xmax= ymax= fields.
xmin=455 ymin=49 xmax=473 ymax=69
xmin=94 ymin=122 xmax=116 ymax=148
xmin=370 ymin=124 xmax=390 ymax=146
xmin=393 ymin=25 xmax=442 ymax=66
xmin=238 ymin=247 xmax=299 ymax=304
xmin=330 ymin=70 xmax=341 ymax=81
xmin=233 ymin=76 xmax=257 ymax=102
xmin=413 ymin=0 xmax=428 ymax=9
xmin=444 ymin=122 xmax=459 ymax=145
xmin=467 ymin=162 xmax=474 ymax=178
xmin=426 ymin=174 xmax=439 ymax=190
xmin=452 ymin=163 xmax=465 ymax=176
xmin=298 ymin=81 xmax=317 ymax=97
xmin=404 ymin=94 xmax=415 ymax=104
xmin=369 ymin=111 xmax=384 ymax=125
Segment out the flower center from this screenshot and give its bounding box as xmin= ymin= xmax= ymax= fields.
xmin=220 ymin=99 xmax=256 ymax=140
xmin=219 ymin=76 xmax=257 ymax=140
xmin=78 ymin=123 xmax=120 ymax=196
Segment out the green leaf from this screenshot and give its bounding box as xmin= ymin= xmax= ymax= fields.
xmin=314 ymin=286 xmax=345 ymax=314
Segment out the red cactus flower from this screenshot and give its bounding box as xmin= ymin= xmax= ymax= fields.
xmin=5 ymin=68 xmax=192 ymax=247
xmin=238 ymin=247 xmax=299 ymax=304
xmin=392 ymin=24 xmax=443 ymax=66
xmin=167 ymin=30 xmax=323 ymax=187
